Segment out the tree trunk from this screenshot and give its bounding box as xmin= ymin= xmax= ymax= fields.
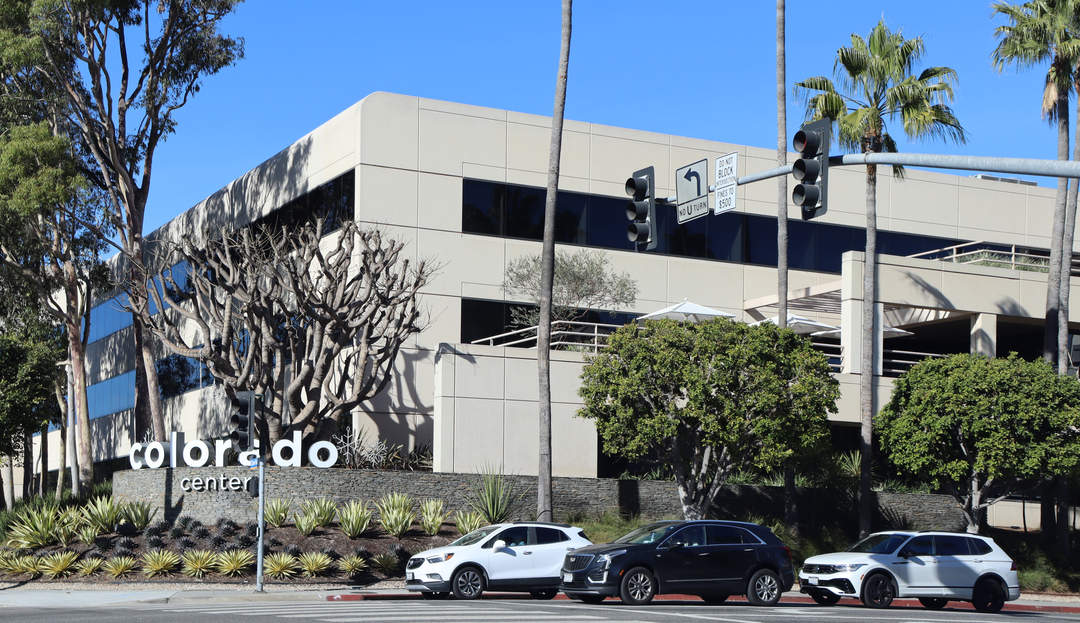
xmin=22 ymin=431 xmax=32 ymax=499
xmin=38 ymin=423 xmax=48 ymax=496
xmin=54 ymin=377 xmax=67 ymax=499
xmin=1054 ymin=477 xmax=1070 ymax=561
xmin=967 ymin=473 xmax=982 ymax=534
xmin=1041 ymin=479 xmax=1056 ymax=547
xmin=1 ymin=457 xmax=12 ymax=510
xmin=135 ymin=312 xmax=167 ymax=442
xmin=67 ymin=321 xmax=94 ymax=491
xmin=536 ymin=0 xmax=572 ymax=523
xmin=1044 ymin=95 xmax=1070 ymax=366
xmin=1058 ymin=96 xmax=1080 ymax=375
xmin=859 ymin=159 xmax=878 ymax=538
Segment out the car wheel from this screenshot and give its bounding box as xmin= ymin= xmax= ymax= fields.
xmin=746 ymin=568 xmax=782 ymax=606
xmin=421 ymin=591 xmax=450 ymax=600
xmin=619 ymin=566 xmax=656 ymax=605
xmin=530 ymin=589 xmax=558 ymax=600
xmin=699 ymin=592 xmax=728 ymax=604
xmin=972 ymin=578 xmax=1005 ymax=613
xmin=860 ymin=573 xmax=895 ymax=609
xmin=809 ymin=590 xmax=840 ymax=605
xmin=919 ymin=597 xmax=948 ymax=610
xmin=451 ymin=566 xmax=485 ymax=600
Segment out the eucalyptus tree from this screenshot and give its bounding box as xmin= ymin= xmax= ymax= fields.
xmin=536 ymin=0 xmax=572 ymax=523
xmin=795 ymin=20 xmax=966 ymax=536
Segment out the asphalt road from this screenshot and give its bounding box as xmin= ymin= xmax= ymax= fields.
xmin=2 ymin=599 xmax=1080 ymax=623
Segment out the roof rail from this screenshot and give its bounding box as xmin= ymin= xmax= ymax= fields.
xmin=512 ymin=521 xmax=571 ymax=528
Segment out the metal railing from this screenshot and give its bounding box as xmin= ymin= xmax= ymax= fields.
xmin=909 ymin=241 xmax=1080 ymax=276
xmin=810 ymin=340 xmax=947 ymax=377
xmin=470 ymin=320 xmax=622 ymax=353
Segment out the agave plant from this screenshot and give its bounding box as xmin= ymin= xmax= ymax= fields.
xmin=453 ymin=510 xmax=485 ymax=535
xmin=338 ymin=500 xmax=373 ymax=539
xmin=180 ymin=550 xmax=216 ymax=578
xmin=141 ymin=549 xmax=181 ymax=578
xmin=102 ymin=555 xmax=138 ymax=579
xmin=83 ymin=496 xmax=124 ymax=534
xmin=11 ymin=555 xmax=43 ymax=578
xmin=294 ymin=514 xmax=318 ymax=537
xmin=40 ymin=551 xmax=80 ymax=579
xmin=299 ymin=498 xmax=337 ymax=528
xmin=296 ymin=552 xmax=333 ymax=577
xmin=419 ymin=499 xmax=451 ymax=536
xmin=122 ymin=502 xmax=157 ymax=531
xmin=375 ymin=494 xmax=415 ymax=538
xmin=370 ymin=551 xmax=401 ymax=576
xmin=77 ymin=523 xmax=101 ymax=546
xmin=214 ymin=549 xmax=255 ymax=576
xmin=264 ymin=552 xmax=299 ymax=580
xmin=265 ymin=499 xmax=291 ymax=528
xmin=337 ymin=554 xmax=367 ymax=577
xmin=468 ymin=470 xmax=517 ymax=524
xmin=75 ymin=556 xmax=106 ymax=576
xmin=6 ymin=506 xmax=59 ymax=549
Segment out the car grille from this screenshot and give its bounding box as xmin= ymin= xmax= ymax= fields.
xmin=802 ymin=564 xmax=841 ymax=574
xmin=563 ymin=553 xmax=594 ymax=572
xmin=406 ymin=558 xmax=423 ymax=570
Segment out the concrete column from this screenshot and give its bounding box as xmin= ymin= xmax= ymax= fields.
xmin=970 ymin=313 xmax=997 ymax=358
xmin=839 ymin=251 xmax=882 ymax=375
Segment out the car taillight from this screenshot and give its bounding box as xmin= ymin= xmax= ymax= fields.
xmin=1011 ymin=561 xmax=1017 ymax=571
xmin=783 ymin=546 xmax=793 ymax=564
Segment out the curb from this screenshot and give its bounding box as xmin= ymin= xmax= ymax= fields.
xmin=323 ymin=591 xmax=1080 ymax=614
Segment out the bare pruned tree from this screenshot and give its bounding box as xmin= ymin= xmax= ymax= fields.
xmin=131 ymin=219 xmax=431 ymax=442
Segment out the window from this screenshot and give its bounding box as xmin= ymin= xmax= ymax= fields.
xmin=249 ymin=169 xmax=354 ymax=237
xmin=460 ymin=298 xmax=639 ymax=345
xmin=935 ymin=535 xmax=971 ymax=556
xmin=707 ymin=525 xmax=746 ymax=545
xmin=903 ymin=536 xmax=934 ymax=556
xmin=461 ymin=179 xmax=965 ymax=274
xmin=485 ymin=526 xmax=528 ymax=548
xmin=86 ymin=370 xmax=136 ymax=420
xmin=535 ymin=527 xmax=569 ymax=544
xmin=88 ymin=294 xmax=133 ymax=343
xmin=968 ymin=538 xmax=993 ymax=556
xmin=665 ymin=525 xmax=706 ymax=548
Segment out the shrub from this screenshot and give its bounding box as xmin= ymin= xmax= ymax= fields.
xmin=177 ymin=516 xmax=196 ymax=529
xmin=193 ymin=526 xmax=211 ymax=540
xmin=215 ymin=549 xmax=255 ymax=576
xmin=244 ymin=523 xmax=258 ymax=538
xmin=83 ymin=496 xmax=124 ymax=534
xmin=453 ymin=510 xmax=485 ymax=535
xmin=370 ymin=551 xmax=401 ymax=575
xmin=141 ymin=549 xmax=181 ymax=577
xmin=94 ymin=535 xmax=113 ymax=552
xmin=180 ymin=550 xmax=216 ymax=578
xmin=57 ymin=507 xmax=84 ymax=543
xmin=77 ymin=524 xmax=101 ymax=546
xmin=122 ymin=502 xmax=157 ymax=531
xmin=299 ymin=498 xmax=337 ymax=528
xmin=114 ymin=548 xmax=135 ymax=560
xmin=419 ymin=499 xmax=450 ymax=536
xmin=117 ymin=536 xmax=137 ymax=551
xmin=321 ymin=546 xmax=340 ymax=560
xmin=375 ymin=494 xmax=415 ymax=538
xmin=297 ymin=552 xmax=333 ymax=577
xmin=265 ymin=499 xmax=290 ymax=528
xmin=76 ymin=556 xmax=105 ymax=576
xmin=295 ymin=514 xmax=318 ymax=537
xmin=169 ymin=525 xmax=185 ymax=539
xmin=339 ymin=500 xmax=373 ymax=539
xmin=5 ymin=506 xmax=59 ymax=549
xmin=284 ymin=544 xmax=302 ymax=557
xmin=102 ymin=555 xmax=138 ymax=578
xmin=237 ymin=534 xmax=254 ymax=548
xmin=146 ymin=521 xmax=168 ymax=537
xmin=0 ymin=551 xmax=18 ymax=575
xmin=468 ymin=469 xmax=517 ymax=524
xmin=11 ymin=555 xmax=43 ymax=578
xmin=338 ymin=553 xmax=367 ymax=577
xmin=210 ymin=535 xmax=227 ymax=551
xmin=146 ymin=535 xmax=165 ymax=549
xmin=179 ymin=537 xmax=197 ymax=551
xmin=40 ymin=551 xmax=79 ymax=579
xmin=264 ymin=552 xmax=298 ymax=580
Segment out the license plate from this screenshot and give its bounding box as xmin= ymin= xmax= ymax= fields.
xmin=808 ymin=577 xmax=818 ymax=585
xmin=563 ymin=572 xmax=573 ymax=583
xmin=406 ymin=572 xmax=414 ymax=581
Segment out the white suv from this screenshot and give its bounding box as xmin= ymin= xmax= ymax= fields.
xmin=405 ymin=522 xmax=592 ymax=600
xmin=799 ymin=531 xmax=1020 ymax=612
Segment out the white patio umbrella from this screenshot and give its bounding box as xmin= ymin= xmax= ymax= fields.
xmin=811 ymin=326 xmax=915 ymax=340
xmin=752 ymin=313 xmax=839 ymax=335
xmin=637 ymin=299 xmax=736 ymax=323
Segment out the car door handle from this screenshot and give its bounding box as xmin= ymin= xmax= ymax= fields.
xmin=743 ymin=548 xmax=754 ymax=552
xmin=697 ymin=552 xmax=709 ymax=557
xmin=893 ymin=561 xmax=908 ymax=565
xmin=523 ymin=551 xmax=532 ymax=555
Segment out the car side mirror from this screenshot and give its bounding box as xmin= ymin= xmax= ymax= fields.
xmin=493 ymin=539 xmax=507 ymax=551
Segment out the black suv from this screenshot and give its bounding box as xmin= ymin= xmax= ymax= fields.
xmin=559 ymin=520 xmax=794 ymax=605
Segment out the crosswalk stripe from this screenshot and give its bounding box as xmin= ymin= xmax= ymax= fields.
xmin=163 ymin=606 xmax=491 ymax=616
xmin=315 ymin=617 xmax=600 ymax=623
xmin=279 ymin=611 xmax=529 ymax=619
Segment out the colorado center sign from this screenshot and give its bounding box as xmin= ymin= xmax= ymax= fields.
xmin=129 ymin=432 xmax=339 ymax=493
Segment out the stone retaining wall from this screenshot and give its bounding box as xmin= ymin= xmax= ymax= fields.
xmin=112 ymin=466 xmax=967 ymax=534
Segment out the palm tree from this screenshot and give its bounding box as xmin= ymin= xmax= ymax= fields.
xmin=536 ymin=0 xmax=572 ymax=522
xmin=795 ymin=20 xmax=965 ymax=536
xmin=993 ymin=0 xmax=1080 ymax=374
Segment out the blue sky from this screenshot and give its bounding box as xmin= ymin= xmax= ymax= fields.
xmin=145 ymin=1 xmax=1053 ymax=233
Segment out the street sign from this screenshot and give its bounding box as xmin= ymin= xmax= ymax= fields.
xmin=675 ymin=159 xmax=708 ymax=224
xmin=714 ymin=152 xmax=738 ymax=215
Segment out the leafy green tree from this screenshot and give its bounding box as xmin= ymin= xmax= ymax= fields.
xmin=578 ymin=318 xmax=838 ymax=520
xmin=795 ymin=20 xmax=966 ymax=536
xmin=0 ymin=314 xmax=64 ymax=469
xmin=878 ymin=353 xmax=1080 ymax=534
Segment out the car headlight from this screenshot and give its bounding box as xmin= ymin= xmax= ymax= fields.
xmin=597 ymin=549 xmax=627 ymax=570
xmin=426 ymin=553 xmax=454 ymax=563
xmin=833 ymin=563 xmax=864 ymax=572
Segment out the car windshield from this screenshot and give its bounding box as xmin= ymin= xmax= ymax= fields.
xmin=450 ymin=526 xmax=500 ymax=547
xmin=848 ymin=533 xmax=912 ymax=554
xmin=614 ymin=523 xmax=678 ymax=544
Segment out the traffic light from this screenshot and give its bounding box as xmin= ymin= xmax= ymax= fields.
xmin=792 ymin=118 xmax=831 ymax=220
xmin=625 ymin=166 xmax=657 ymax=251
xmin=229 ymin=390 xmax=256 ymax=452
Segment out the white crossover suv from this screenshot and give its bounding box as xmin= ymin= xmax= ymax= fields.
xmin=405 ymin=522 xmax=592 ymax=600
xmin=799 ymin=531 xmax=1020 ymax=612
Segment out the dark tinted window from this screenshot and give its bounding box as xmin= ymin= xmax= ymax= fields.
xmin=707 ymin=525 xmax=746 ymax=545
xmin=250 ymin=169 xmax=353 ymax=237
xmin=935 ymin=535 xmax=971 ymax=556
xmin=535 ymin=528 xmax=568 ymax=544
xmin=850 ymin=533 xmax=912 ymax=554
xmin=486 ymin=527 xmax=528 ymax=548
xmin=968 ymin=538 xmax=992 ymax=556
xmin=903 ymin=536 xmax=934 ymax=556
xmin=666 ymin=525 xmax=706 ymax=548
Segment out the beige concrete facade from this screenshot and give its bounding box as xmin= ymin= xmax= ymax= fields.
xmin=21 ymin=91 xmax=1080 ymax=485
